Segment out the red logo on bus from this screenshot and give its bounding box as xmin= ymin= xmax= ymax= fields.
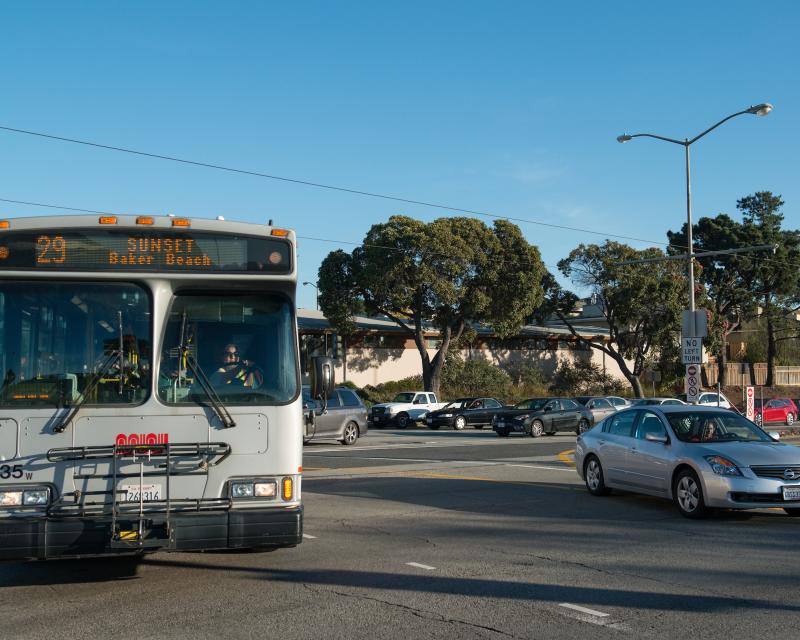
xmin=115 ymin=433 xmax=169 ymax=455
xmin=115 ymin=433 xmax=169 ymax=446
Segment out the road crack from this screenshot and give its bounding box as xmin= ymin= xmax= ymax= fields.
xmin=302 ymin=583 xmax=521 ymax=638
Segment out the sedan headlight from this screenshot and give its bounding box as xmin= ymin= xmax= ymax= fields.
xmin=441 ymin=413 xmax=453 ymax=418
xmin=516 ymin=414 xmax=530 ymax=421
xmin=704 ymin=455 xmax=742 ymax=476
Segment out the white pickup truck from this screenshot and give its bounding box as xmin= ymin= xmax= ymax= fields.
xmin=368 ymin=391 xmax=447 ymax=428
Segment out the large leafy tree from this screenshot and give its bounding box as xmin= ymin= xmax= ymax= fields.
xmin=667 ymin=214 xmax=757 ymax=385
xmin=735 ymin=192 xmax=800 ymax=385
xmin=543 ymin=241 xmax=685 ymax=397
xmin=318 ymin=215 xmax=546 ymax=397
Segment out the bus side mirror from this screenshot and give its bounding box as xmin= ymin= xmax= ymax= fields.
xmin=310 ymin=356 xmax=335 ymax=401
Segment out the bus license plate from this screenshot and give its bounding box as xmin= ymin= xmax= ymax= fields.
xmin=122 ymin=484 xmax=162 ymax=502
xmin=783 ymin=486 xmax=800 ymax=501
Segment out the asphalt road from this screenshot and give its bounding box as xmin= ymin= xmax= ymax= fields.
xmin=2 ymin=427 xmax=800 ymax=639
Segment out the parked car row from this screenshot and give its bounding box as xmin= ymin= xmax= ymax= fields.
xmin=305 ymin=384 xmax=795 ymax=447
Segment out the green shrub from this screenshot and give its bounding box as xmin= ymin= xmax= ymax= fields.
xmin=441 ymin=359 xmax=512 ymax=399
xmin=549 ymin=360 xmax=625 ymax=396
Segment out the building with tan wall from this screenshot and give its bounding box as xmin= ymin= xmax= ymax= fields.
xmin=298 ymin=308 xmax=628 ymax=387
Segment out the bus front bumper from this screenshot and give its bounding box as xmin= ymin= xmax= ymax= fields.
xmin=0 ymin=506 xmax=303 ymax=561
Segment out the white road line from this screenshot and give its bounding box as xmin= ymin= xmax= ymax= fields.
xmin=406 ymin=562 xmax=436 ymax=571
xmin=305 ymin=439 xmax=568 ymax=454
xmin=506 ymin=464 xmax=575 ymax=473
xmin=302 ymin=533 xmax=317 ymax=539
xmin=558 ymin=603 xmax=609 ymax=617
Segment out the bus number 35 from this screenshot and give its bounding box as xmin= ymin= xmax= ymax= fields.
xmin=0 ymin=464 xmax=27 ymax=479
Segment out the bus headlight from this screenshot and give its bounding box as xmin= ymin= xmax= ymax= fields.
xmin=230 ymin=480 xmax=278 ymax=499
xmin=0 ymin=488 xmax=50 ymax=507
xmin=23 ymin=489 xmax=50 ymax=505
xmin=231 ymin=482 xmax=255 ymax=498
xmin=0 ymin=491 xmax=23 ymax=506
xmin=255 ymin=481 xmax=276 ymax=498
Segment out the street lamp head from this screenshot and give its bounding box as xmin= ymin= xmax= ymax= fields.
xmin=746 ymin=103 xmax=773 ymax=116
xmin=617 ymin=134 xmax=633 ymax=144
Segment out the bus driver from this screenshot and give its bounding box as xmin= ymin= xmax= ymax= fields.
xmin=211 ymin=342 xmax=264 ymax=389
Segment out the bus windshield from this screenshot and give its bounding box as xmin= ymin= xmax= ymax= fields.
xmin=158 ymin=293 xmax=298 ymax=405
xmin=0 ymin=282 xmax=151 ymax=407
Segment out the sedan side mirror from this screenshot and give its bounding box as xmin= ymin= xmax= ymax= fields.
xmin=645 ymin=432 xmax=669 ymax=444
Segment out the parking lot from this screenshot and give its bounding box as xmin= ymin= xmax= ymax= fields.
xmin=2 ymin=427 xmax=800 ymax=639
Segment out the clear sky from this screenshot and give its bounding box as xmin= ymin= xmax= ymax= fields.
xmin=1 ymin=1 xmax=797 ymax=310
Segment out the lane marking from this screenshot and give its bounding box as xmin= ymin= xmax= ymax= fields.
xmin=302 ymin=533 xmax=317 ymax=539
xmin=506 ymin=464 xmax=574 ymax=473
xmin=559 ymin=449 xmax=576 ymax=467
xmin=305 ymin=439 xmax=572 ymax=454
xmin=559 ymin=603 xmax=609 ymax=617
xmin=406 ymin=562 xmax=436 ymax=570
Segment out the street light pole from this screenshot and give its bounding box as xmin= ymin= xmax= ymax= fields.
xmin=618 ymin=103 xmax=773 ymax=318
xmin=302 ymin=281 xmax=319 ymax=311
xmin=685 ymin=140 xmax=694 ymax=313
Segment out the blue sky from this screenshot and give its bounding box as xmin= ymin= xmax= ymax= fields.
xmin=1 ymin=1 xmax=797 ymax=310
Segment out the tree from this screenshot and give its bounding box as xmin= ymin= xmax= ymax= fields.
xmin=666 ymin=214 xmax=757 ymax=385
xmin=542 ymin=241 xmax=685 ymax=397
xmin=318 ymin=215 xmax=546 ymax=397
xmin=736 ymin=192 xmax=800 ymax=385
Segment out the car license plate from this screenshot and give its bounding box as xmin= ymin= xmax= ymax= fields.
xmin=783 ymin=486 xmax=800 ymax=501
xmin=426 ymin=417 xmax=432 ymax=424
xmin=121 ymin=483 xmax=162 ymax=502
xmin=497 ymin=421 xmax=505 ymax=428
xmin=374 ymin=416 xmax=381 ymax=422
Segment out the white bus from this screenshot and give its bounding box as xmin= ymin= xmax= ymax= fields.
xmin=0 ymin=214 xmax=331 ymax=560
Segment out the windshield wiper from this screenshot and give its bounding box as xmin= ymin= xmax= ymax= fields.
xmin=52 ymin=349 xmax=122 ymax=434
xmin=177 ymin=312 xmax=236 ymax=429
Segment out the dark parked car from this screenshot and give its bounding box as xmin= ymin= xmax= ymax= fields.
xmin=425 ymin=397 xmax=508 ymax=430
xmin=492 ymin=397 xmax=593 ymax=437
xmin=302 ymin=386 xmax=368 ymax=445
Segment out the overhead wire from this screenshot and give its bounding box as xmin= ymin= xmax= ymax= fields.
xmin=0 ymin=125 xmax=683 ymax=250
xmin=0 ymin=127 xmax=793 ymax=270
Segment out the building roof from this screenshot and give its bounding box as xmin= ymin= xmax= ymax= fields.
xmin=297 ymin=308 xmax=610 ymax=340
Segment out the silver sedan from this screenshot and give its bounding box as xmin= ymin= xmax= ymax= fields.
xmin=575 ymin=405 xmax=800 ymax=518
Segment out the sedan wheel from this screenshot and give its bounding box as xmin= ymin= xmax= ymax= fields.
xmin=529 ymin=420 xmax=544 ymax=438
xmin=341 ymin=422 xmax=359 ymax=446
xmin=787 ymin=413 xmax=795 ymax=426
xmin=674 ymin=469 xmax=710 ymax=519
xmin=584 ymin=456 xmax=610 ymax=496
xmin=454 ymin=415 xmax=467 ymax=431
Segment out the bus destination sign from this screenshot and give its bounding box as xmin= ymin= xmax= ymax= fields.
xmin=0 ymin=229 xmax=292 ymax=274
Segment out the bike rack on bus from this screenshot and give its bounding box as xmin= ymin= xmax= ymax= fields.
xmin=46 ymin=442 xmax=231 ymax=550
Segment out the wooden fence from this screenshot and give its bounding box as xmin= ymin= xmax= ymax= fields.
xmin=703 ymin=363 xmax=800 ymax=386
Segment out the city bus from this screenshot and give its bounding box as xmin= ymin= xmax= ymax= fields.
xmin=0 ymin=214 xmax=331 ymax=560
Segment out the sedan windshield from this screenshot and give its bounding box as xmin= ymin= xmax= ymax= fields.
xmin=514 ymin=399 xmax=548 ymax=411
xmin=667 ymin=411 xmax=773 ymax=443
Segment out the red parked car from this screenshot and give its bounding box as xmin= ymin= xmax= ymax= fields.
xmin=754 ymin=398 xmax=798 ymax=426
